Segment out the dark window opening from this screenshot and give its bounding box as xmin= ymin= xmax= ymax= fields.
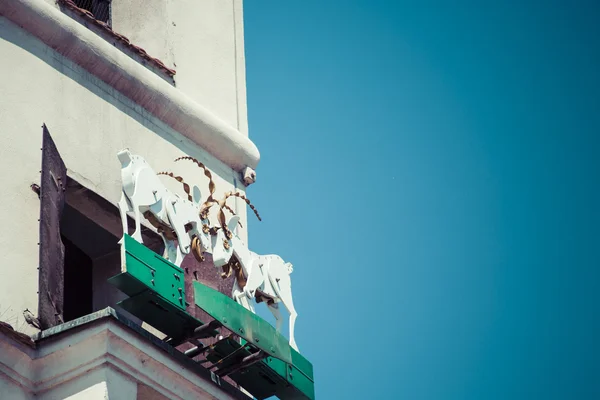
xmin=74 ymin=0 xmax=111 ymax=24
xmin=62 ymin=235 xmax=93 ymax=321
xmin=56 ymin=179 xmax=164 ymax=325
xmin=60 ymin=201 xmax=122 ymax=322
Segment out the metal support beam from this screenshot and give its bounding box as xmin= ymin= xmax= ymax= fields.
xmin=216 ymin=350 xmax=267 ymax=378
xmin=184 ymin=345 xmax=205 ymax=358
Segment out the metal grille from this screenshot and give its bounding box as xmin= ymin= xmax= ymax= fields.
xmin=74 ymin=0 xmax=111 ymax=24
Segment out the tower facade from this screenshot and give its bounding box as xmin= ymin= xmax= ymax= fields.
xmin=0 ymin=1 xmax=259 ymax=398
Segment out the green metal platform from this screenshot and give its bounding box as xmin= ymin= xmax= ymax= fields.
xmin=107 ymin=234 xmax=202 ymax=340
xmin=195 ymin=282 xmax=314 ymax=400
xmin=204 ymin=336 xmax=315 ymax=400
xmin=108 ymin=234 xmax=315 ymax=400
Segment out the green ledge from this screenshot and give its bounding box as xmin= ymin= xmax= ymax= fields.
xmin=108 ymin=234 xmax=315 ymax=399
xmin=193 ymin=282 xmax=314 ymax=399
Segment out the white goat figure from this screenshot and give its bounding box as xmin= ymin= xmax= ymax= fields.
xmin=118 ymin=152 xmax=300 ymax=350
xmin=208 ymin=212 xmax=300 ymax=352
xmin=116 ymin=149 xmax=210 ymax=266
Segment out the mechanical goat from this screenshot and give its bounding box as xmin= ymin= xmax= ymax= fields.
xmin=201 ymin=193 xmax=299 ymax=352
xmin=118 ymin=150 xmax=300 ymax=351
xmin=117 ymin=149 xmax=210 ymax=266
xmin=179 ymin=162 xmax=300 ymax=352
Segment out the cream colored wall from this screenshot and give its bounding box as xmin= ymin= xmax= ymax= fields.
xmin=0 ymin=15 xmax=248 ymax=334
xmin=111 ymin=0 xmax=249 ymax=136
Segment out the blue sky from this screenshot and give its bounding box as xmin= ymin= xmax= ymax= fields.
xmin=242 ymin=1 xmax=600 ymax=399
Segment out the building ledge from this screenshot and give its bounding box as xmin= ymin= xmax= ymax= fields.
xmin=58 ymin=0 xmax=176 ymax=82
xmin=0 ymin=308 xmax=250 ymax=399
xmin=0 ymin=321 xmax=36 ymax=349
xmin=0 ymin=0 xmax=260 ymax=174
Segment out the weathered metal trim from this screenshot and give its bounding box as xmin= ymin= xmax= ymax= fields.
xmin=37 ymin=124 xmax=67 ymax=329
xmin=0 ymin=0 xmax=260 ymax=173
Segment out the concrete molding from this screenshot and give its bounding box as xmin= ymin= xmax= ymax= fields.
xmin=0 ymin=358 xmax=34 ymax=392
xmin=0 ymin=0 xmax=260 ymax=173
xmin=0 ymin=311 xmax=247 ymax=399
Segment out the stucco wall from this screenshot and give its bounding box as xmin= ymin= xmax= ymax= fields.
xmin=111 ymin=0 xmax=249 ymax=135
xmin=0 ymin=15 xmax=248 ymax=334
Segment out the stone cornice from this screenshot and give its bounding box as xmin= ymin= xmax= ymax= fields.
xmin=0 ymin=0 xmax=260 ymax=173
xmin=0 ymin=308 xmax=249 ymax=399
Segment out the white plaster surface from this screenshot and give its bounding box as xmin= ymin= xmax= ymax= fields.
xmin=171 ymin=0 xmax=240 ymax=132
xmin=111 ymin=0 xmax=174 ymax=71
xmin=112 ymin=0 xmax=248 ymax=135
xmin=0 ymin=14 xmax=250 ymax=333
xmin=0 ymin=0 xmax=259 ymax=172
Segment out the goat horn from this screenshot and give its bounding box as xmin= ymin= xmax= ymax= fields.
xmin=220 ymin=191 xmax=261 ymax=222
xmin=213 ymin=190 xmax=260 ymax=238
xmin=174 ymin=156 xmax=216 ymax=211
xmin=157 ymin=171 xmax=192 ymax=202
